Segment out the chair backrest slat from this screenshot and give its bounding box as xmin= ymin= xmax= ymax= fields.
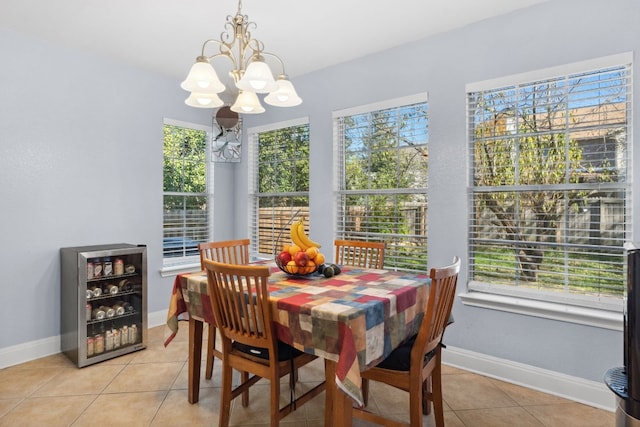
xmin=412 ymin=256 xmax=460 ymax=363
xmin=199 ymin=239 xmax=250 ymax=270
xmin=334 ymin=239 xmax=385 ymax=269
xmin=204 ymin=259 xmax=272 ymax=349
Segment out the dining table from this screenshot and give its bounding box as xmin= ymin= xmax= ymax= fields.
xmin=165 ymin=260 xmax=430 ymax=427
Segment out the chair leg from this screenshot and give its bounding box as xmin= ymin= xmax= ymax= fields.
xmin=432 ymin=365 xmax=445 ymax=427
xmin=205 ymin=326 xmax=215 ymax=379
xmin=362 ymin=378 xmax=370 ymax=406
xmin=423 ymin=375 xmax=432 ymax=415
xmin=409 ymin=373 xmax=424 ymax=427
xmin=241 ymin=371 xmax=250 ymax=407
xmin=219 ymin=361 xmax=233 ymax=427
xmin=270 ymin=370 xmax=281 ymax=427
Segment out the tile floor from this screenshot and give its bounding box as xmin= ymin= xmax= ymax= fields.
xmin=0 ymin=325 xmax=615 ymax=427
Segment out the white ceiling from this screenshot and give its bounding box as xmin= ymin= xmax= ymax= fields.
xmin=0 ymin=0 xmax=549 ymax=80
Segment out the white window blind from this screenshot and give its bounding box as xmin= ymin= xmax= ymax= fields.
xmin=334 ymin=95 xmax=428 ymax=272
xmin=467 ymin=58 xmax=632 ymax=303
xmin=248 ymin=120 xmax=310 ymax=257
xmin=162 ymin=119 xmax=212 ymax=266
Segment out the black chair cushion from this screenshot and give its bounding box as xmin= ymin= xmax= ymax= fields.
xmin=375 ymin=335 xmax=439 ymax=371
xmin=233 ymin=341 xmax=305 ymax=362
xmin=376 ymin=313 xmax=454 ymax=371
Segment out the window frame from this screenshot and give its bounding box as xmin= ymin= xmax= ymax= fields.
xmin=462 ymin=53 xmax=632 ymax=328
xmin=161 ymin=118 xmax=214 ymax=274
xmin=247 ymin=117 xmax=310 ymax=259
xmin=333 ymin=93 xmax=429 ymax=273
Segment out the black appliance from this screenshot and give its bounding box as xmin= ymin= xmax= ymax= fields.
xmin=605 ymin=244 xmax=640 ymax=426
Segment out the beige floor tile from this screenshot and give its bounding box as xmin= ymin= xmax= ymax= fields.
xmin=441 ymin=363 xmax=469 ymax=375
xmin=228 ymin=383 xmax=311 ymax=425
xmin=305 ymin=390 xmax=326 ymax=420
xmin=232 ymin=421 xmax=303 ymax=427
xmin=103 ymin=362 xmax=183 ymax=393
xmin=443 ymin=373 xmax=518 ymax=410
xmin=355 ymin=386 xmax=462 ymax=427
xmin=524 ymin=402 xmax=615 ymax=427
xmin=71 ymin=391 xmax=167 ymax=427
xmin=0 ymin=399 xmax=21 ymax=419
xmin=0 ymin=395 xmax=95 ymax=427
xmin=0 ymin=325 xmax=617 ymax=426
xmin=171 ymin=360 xmax=222 ymax=389
xmin=0 ymin=367 xmax=61 ymax=399
xmin=441 ymin=411 xmax=467 ymax=427
xmin=297 ymin=357 xmax=326 ymax=383
xmin=456 ymin=406 xmax=545 ymax=426
xmin=32 ymin=364 xmax=125 ymax=397
xmin=147 ymin=325 xmax=170 ymax=343
xmin=367 ymin=381 xmax=407 ymax=415
xmin=98 ymin=348 xmax=141 ymax=365
xmin=390 ymin=410 xmax=467 ymax=427
xmin=150 ymin=388 xmax=219 ymax=427
xmin=488 ymin=378 xmax=572 ymax=406
xmin=8 ymin=353 xmax=75 ymax=370
xmin=129 ymin=339 xmax=189 ymax=364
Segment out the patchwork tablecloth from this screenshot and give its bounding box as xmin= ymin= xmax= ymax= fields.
xmin=164 ymin=272 xmax=214 ymax=346
xmin=165 ymin=262 xmax=430 ymax=405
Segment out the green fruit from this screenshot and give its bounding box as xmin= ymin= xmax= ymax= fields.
xmin=331 ymin=264 xmax=341 ymax=275
xmin=323 ymin=266 xmax=335 ymax=278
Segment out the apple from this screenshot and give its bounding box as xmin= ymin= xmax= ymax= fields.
xmin=277 ymin=251 xmax=292 ymax=265
xmin=294 ymin=251 xmax=309 ymax=267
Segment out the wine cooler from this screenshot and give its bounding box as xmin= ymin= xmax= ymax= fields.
xmin=60 ymin=243 xmax=147 ymax=367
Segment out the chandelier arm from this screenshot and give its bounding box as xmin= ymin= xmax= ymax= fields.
xmin=201 ymin=39 xmax=239 ymax=70
xmin=260 ymin=52 xmax=287 ymax=76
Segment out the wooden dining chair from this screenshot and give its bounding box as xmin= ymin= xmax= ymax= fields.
xmin=198 ymin=238 xmax=250 ymax=379
xmin=334 ymin=239 xmax=385 ymax=269
xmin=354 ymin=256 xmax=460 ymax=427
xmin=203 ymin=259 xmax=325 ymax=427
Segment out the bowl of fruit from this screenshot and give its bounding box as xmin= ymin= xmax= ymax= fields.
xmin=275 ymin=216 xmax=326 ymax=277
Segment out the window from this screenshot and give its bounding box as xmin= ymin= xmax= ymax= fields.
xmin=248 ymin=118 xmax=310 ymax=257
xmin=467 ymin=54 xmax=631 ymax=309
xmin=162 ymin=119 xmax=212 ymax=267
xmin=334 ymin=94 xmax=428 ymax=272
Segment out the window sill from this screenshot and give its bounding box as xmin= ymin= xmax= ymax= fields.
xmin=459 ymin=291 xmax=623 ymax=331
xmin=160 ymin=262 xmax=201 ymax=277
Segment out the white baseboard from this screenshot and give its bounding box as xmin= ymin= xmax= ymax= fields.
xmin=0 ymin=335 xmax=61 ymax=369
xmin=443 ymin=345 xmax=617 ymax=412
xmin=0 ymin=310 xmax=168 ymax=370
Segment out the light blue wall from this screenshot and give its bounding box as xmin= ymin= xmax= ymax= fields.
xmin=0 ymin=28 xmax=212 ymax=350
xmin=238 ymin=0 xmax=639 ymax=383
xmin=1 ymin=0 xmax=638 ymax=387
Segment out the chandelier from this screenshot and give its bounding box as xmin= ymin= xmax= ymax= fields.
xmin=180 ymin=0 xmax=302 ymax=114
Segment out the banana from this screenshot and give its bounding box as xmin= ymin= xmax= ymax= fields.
xmin=290 ymin=221 xmax=308 ymax=250
xmin=296 ymin=218 xmax=321 ymax=249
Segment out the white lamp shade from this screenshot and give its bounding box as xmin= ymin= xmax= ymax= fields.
xmin=180 ymin=61 xmax=226 ymax=93
xmin=230 ymin=91 xmax=265 ymax=114
xmin=185 ymin=92 xmax=224 ymax=108
xmin=264 ymin=77 xmax=302 ymax=107
xmin=235 ymin=60 xmax=276 ymax=93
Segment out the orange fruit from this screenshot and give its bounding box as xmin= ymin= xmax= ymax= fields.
xmin=286 ymin=260 xmax=298 ymax=274
xmin=306 ymin=246 xmax=319 ymax=259
xmin=283 ymin=243 xmax=291 ymax=253
xmin=289 ymin=245 xmax=301 ymax=257
xmin=314 ymin=252 xmax=325 ymax=265
xmin=306 ymin=261 xmax=316 ymax=273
